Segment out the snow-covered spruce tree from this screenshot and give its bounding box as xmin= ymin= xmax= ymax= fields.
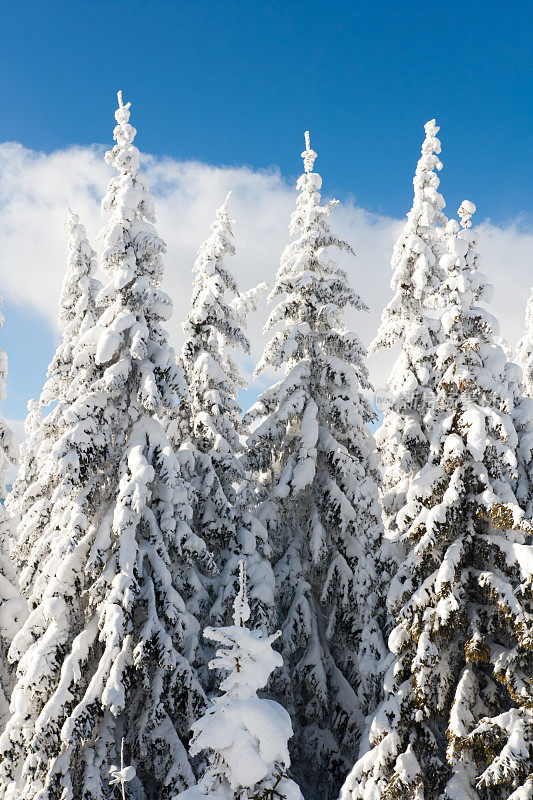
xmin=341 ymin=202 xmax=533 ymax=800
xmin=244 ymin=132 xmax=389 ymax=799
xmin=371 ymin=119 xmax=448 ymax=541
xmin=0 ymin=293 xmax=22 ymax=731
xmin=169 ymin=195 xmax=274 ymax=636
xmin=176 ymin=562 xmax=303 ymax=800
xmin=0 ymin=92 xmax=212 ymax=800
xmin=6 ymin=209 xmax=101 ymax=592
xmin=517 ymin=289 xmax=533 ymax=399
xmin=42 ymin=208 xmax=101 ymax=405
xmin=514 ymin=289 xmax=533 ymax=519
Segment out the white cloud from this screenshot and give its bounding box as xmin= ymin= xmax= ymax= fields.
xmin=0 ymin=141 xmax=532 ymax=413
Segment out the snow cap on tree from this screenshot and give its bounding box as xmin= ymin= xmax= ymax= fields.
xmin=175 ymin=562 xmax=303 ymax=800
xmin=301 ymin=130 xmax=317 ymax=173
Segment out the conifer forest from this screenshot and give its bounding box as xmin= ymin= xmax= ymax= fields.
xmin=0 ymin=91 xmax=531 ymax=800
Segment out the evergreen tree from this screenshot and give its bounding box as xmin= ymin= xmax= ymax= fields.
xmin=169 ymin=195 xmax=274 ymax=636
xmin=0 ymin=92 xmax=211 ymax=800
xmin=370 ymin=119 xmax=448 ymax=541
xmin=6 ymin=209 xmax=101 ymax=594
xmin=245 ymin=132 xmax=389 ymax=799
xmin=517 ymin=289 xmax=533 ymax=399
xmin=514 ymin=290 xmax=533 ymax=519
xmin=41 ymin=209 xmax=101 ymax=405
xmin=0 ymin=293 xmax=22 ymax=730
xmin=176 ymin=562 xmax=303 ymax=800
xmin=340 ymin=203 xmax=533 ymax=800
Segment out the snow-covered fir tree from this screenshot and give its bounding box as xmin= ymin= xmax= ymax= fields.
xmin=176 ymin=561 xmax=303 ymax=800
xmin=371 ymin=119 xmax=448 ymax=541
xmin=0 ymin=293 xmax=22 ymax=731
xmin=42 ymin=208 xmax=101 ymax=405
xmin=169 ymin=195 xmax=274 ymax=637
xmin=245 ymin=132 xmax=390 ymax=799
xmin=514 ymin=288 xmax=533 ymax=519
xmin=517 ymin=288 xmax=533 ymax=399
xmin=341 ymin=202 xmax=533 ymax=800
xmin=0 ymin=92 xmax=212 ymax=800
xmin=177 ymin=192 xmax=248 ymax=508
xmin=6 ymin=209 xmax=101 ymax=584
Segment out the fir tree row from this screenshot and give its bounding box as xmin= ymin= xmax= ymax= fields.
xmin=0 ymin=94 xmax=531 ymax=800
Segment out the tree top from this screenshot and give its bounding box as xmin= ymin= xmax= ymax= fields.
xmin=301 ymin=130 xmax=318 ymax=174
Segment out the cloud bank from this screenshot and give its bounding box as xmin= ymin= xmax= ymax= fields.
xmin=0 ymin=141 xmax=532 ymax=417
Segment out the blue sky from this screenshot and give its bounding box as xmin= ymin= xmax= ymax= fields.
xmin=1 ymin=0 xmax=533 ymax=423
xmin=2 ymin=0 xmax=532 ymax=221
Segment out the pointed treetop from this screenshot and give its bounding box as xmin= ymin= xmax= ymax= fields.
xmin=301 ymin=130 xmax=318 ymax=174
xmin=115 ymin=89 xmax=132 ymax=125
xmin=458 ymin=199 xmax=476 ymax=229
xmin=66 ymin=206 xmax=79 ymax=228
xmin=420 ymin=118 xmax=442 ymax=160
xmin=218 ymin=190 xmax=232 ymax=217
xmin=424 ymin=118 xmax=440 ymax=137
xmin=107 ymin=90 xmax=138 ymax=171
xmin=233 ymin=560 xmax=251 ymax=627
